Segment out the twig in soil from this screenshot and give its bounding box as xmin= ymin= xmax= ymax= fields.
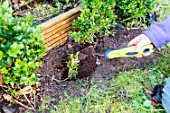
xmin=93 ymin=38 xmax=99 ymax=49
xmin=16 ymin=85 xmax=36 ymax=110
xmin=33 ymin=93 xmax=36 ymax=108
xmin=13 ymin=98 xmax=35 ymax=111
xmin=0 ymin=85 xmax=8 ymax=89
xmin=131 ymin=59 xmax=142 ymax=69
xmin=154 ymin=50 xmax=166 ymax=57
xmin=53 ymin=77 xmax=70 ymax=83
xmin=23 ymin=94 xmax=35 ymax=110
xmin=3 ymin=93 xmax=35 ymax=111
xmin=7 ymin=0 xmax=13 ymax=7
xmin=129 ymin=26 xmax=141 ymax=30
xmin=1 ymin=84 xmax=36 ymax=111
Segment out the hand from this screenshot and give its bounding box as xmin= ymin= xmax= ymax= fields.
xmin=128 ymin=34 xmax=154 ymax=58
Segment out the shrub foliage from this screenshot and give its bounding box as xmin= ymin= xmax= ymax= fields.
xmin=115 ymin=0 xmax=155 ymax=27
xmin=0 ymin=1 xmax=46 ymax=87
xmin=70 ymin=0 xmax=117 ymax=44
xmin=70 ymin=0 xmax=155 ymax=44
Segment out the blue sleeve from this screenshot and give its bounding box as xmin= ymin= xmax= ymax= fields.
xmin=142 ymin=14 xmax=170 ymax=48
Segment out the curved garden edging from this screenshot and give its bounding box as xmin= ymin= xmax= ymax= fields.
xmin=40 ymin=5 xmax=83 ymax=52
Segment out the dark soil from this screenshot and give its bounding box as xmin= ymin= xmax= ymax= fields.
xmin=38 ymin=27 xmax=158 ymax=79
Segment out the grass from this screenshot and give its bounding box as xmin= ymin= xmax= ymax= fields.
xmin=153 ymin=0 xmax=170 ymax=22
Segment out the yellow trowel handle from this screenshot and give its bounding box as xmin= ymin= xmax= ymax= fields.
xmin=104 ymin=44 xmax=154 ymax=59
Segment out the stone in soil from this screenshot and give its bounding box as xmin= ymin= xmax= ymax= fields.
xmin=2 ymin=104 xmax=17 ymax=113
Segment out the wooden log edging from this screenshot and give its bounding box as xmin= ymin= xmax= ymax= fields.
xmin=43 ymin=13 xmax=80 ymax=39
xmin=40 ymin=5 xmax=84 ymax=52
xmin=44 ymin=26 xmax=72 ymax=45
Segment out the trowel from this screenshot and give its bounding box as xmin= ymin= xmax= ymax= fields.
xmin=96 ymin=44 xmax=154 ymax=59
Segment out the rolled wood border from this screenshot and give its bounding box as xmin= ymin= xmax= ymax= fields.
xmin=44 ymin=26 xmax=72 ymax=44
xmin=40 ymin=5 xmax=83 ymax=52
xmin=47 ymin=32 xmax=68 ymax=46
xmin=47 ymin=36 xmax=68 ymax=51
xmin=40 ymin=5 xmax=83 ymax=31
xmin=43 ymin=13 xmax=80 ymax=39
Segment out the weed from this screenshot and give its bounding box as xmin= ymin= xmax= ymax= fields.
xmin=67 ymin=52 xmax=80 ymax=79
xmin=53 ymin=0 xmax=63 ymax=10
xmin=38 ymin=95 xmax=56 ymax=112
xmin=53 ymin=0 xmax=79 ymax=11
xmin=32 ymin=3 xmax=59 ymax=21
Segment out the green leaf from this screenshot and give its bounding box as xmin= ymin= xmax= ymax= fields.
xmin=3 ymin=0 xmax=10 ymax=10
xmin=1 ymin=67 xmax=8 ymax=74
xmin=43 ymin=96 xmax=51 ymax=103
xmin=14 ymin=35 xmax=23 ymax=40
xmin=65 ymin=0 xmax=69 ymax=4
xmin=21 ymin=77 xmax=28 ymax=81
xmin=143 ymin=100 xmax=152 ymax=108
xmin=132 ymin=100 xmax=139 ymax=108
xmin=38 ymin=105 xmax=46 ymax=112
xmin=7 ymin=42 xmax=24 ymax=57
xmin=0 ymin=51 xmax=3 ymax=60
xmin=26 ymin=0 xmax=34 ymax=2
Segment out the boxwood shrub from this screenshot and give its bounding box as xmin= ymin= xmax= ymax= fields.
xmin=70 ymin=0 xmax=117 ymax=44
xmin=0 ymin=1 xmax=46 ymax=87
xmin=115 ymin=0 xmax=155 ymax=27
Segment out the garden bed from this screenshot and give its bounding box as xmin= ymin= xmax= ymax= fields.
xmin=0 ymin=27 xmax=161 ymax=112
